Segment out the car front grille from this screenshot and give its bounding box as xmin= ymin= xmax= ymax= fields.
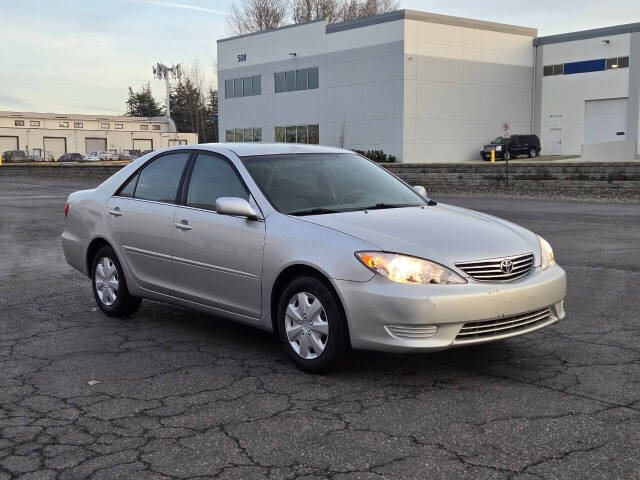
xmin=456 ymin=253 xmax=534 ymax=282
xmin=385 ymin=324 xmax=438 ymax=340
xmin=483 ymin=146 xmax=493 ymax=152
xmin=454 ymin=307 xmax=553 ymax=344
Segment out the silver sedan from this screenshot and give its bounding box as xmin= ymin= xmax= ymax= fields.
xmin=62 ymin=144 xmax=566 ymax=372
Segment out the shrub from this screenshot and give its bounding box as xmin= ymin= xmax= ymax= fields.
xmin=353 ymin=149 xmax=396 ymax=163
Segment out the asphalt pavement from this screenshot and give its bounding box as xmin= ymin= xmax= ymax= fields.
xmin=1 ymin=175 xmax=639 ymax=480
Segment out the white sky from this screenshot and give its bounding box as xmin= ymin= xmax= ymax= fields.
xmin=1 ymin=0 xmax=638 ymax=115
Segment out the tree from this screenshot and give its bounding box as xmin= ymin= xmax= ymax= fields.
xmin=292 ymin=0 xmax=340 ymax=23
xmin=125 ymin=83 xmax=163 ymax=117
xmin=228 ymin=0 xmax=288 ymax=35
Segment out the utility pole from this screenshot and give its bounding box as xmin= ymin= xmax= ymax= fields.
xmin=152 ymin=63 xmax=182 ymax=119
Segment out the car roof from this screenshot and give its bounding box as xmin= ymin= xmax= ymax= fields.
xmin=196 ymin=143 xmax=353 ymax=157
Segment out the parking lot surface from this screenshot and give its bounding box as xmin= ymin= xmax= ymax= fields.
xmin=1 ymin=175 xmax=639 ymax=480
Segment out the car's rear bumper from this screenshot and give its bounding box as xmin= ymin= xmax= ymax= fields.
xmin=335 ymin=264 xmax=566 ymax=352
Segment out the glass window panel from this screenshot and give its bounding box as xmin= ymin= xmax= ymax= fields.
xmin=243 ymin=76 xmax=252 ymax=96
xmin=274 ymin=72 xmax=285 ymax=93
xmin=285 ymin=71 xmax=295 ymax=92
xmin=296 ymin=69 xmax=308 ymax=90
xmin=134 ymin=152 xmax=190 ymax=203
xmin=618 ymin=56 xmax=629 ymax=68
xmin=252 ymin=75 xmax=261 ymax=95
xmin=244 ymin=128 xmax=254 ymax=142
xmin=308 ymin=124 xmax=319 ymax=144
xmin=225 ymin=79 xmax=234 ymax=98
xmin=552 ymin=64 xmax=563 ymax=75
xmin=186 ymin=154 xmax=248 ymax=210
xmin=543 ymin=65 xmax=553 ymax=76
xmin=286 ymin=126 xmax=297 ymax=143
xmin=307 ymin=67 xmax=319 ymax=89
xmin=226 ymin=130 xmax=234 ymax=142
xmin=234 ymin=78 xmax=243 ymax=97
xmin=254 ymin=127 xmax=262 ymax=142
xmin=234 ymin=128 xmax=244 ymax=142
xmin=296 ymin=125 xmax=308 ymax=144
xmin=275 ymin=126 xmax=286 ymax=142
xmin=606 ymin=58 xmax=618 ymax=69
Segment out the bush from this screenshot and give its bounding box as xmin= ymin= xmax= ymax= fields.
xmin=353 ymin=149 xmax=397 ymax=163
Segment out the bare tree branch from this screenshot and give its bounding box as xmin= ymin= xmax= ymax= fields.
xmin=228 ymin=0 xmax=289 ymax=35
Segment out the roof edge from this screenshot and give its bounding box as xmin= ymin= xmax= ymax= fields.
xmin=534 ymin=22 xmax=640 ymax=46
xmin=403 ymin=10 xmax=537 ymax=37
xmin=217 ymin=18 xmax=326 ymax=44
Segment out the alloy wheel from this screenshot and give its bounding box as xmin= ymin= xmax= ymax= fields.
xmin=95 ymin=257 xmax=119 ymax=306
xmin=285 ymin=292 xmax=329 ymax=359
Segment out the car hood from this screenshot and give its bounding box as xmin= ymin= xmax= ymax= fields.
xmin=298 ymin=205 xmax=539 ymax=266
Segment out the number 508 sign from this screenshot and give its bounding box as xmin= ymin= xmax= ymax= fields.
xmin=237 ymin=53 xmax=247 ymax=62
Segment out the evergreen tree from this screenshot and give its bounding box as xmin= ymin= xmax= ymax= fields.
xmin=125 ymin=83 xmax=164 ymax=117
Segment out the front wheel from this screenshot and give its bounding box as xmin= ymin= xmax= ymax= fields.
xmin=277 ymin=276 xmax=348 ymax=373
xmin=503 ymin=150 xmax=511 ymax=161
xmin=91 ymin=245 xmax=141 ymax=317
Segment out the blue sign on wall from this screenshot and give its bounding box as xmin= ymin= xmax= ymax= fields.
xmin=563 ymin=59 xmax=606 ymax=75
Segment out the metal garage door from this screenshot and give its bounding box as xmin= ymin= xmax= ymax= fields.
xmin=85 ymin=138 xmax=107 ymax=154
xmin=133 ymin=139 xmax=153 ymax=152
xmin=0 ymin=136 xmax=19 ymax=152
xmin=44 ymin=137 xmax=67 ymax=160
xmin=584 ymin=98 xmax=627 ymax=144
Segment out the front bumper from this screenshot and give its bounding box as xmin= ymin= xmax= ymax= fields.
xmin=481 ymin=150 xmax=504 ymax=160
xmin=335 ymin=264 xmax=566 ymax=352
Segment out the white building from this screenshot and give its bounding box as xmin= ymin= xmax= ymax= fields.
xmin=0 ymin=111 xmax=198 ymax=160
xmin=534 ymin=24 xmax=639 ymax=160
xmin=218 ymin=10 xmax=538 ymax=163
xmin=218 ymin=10 xmax=640 ymax=162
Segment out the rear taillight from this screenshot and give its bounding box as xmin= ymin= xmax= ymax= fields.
xmin=65 ymin=202 xmax=69 ymax=218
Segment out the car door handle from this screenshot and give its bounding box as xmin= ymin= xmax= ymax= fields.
xmin=174 ymin=221 xmax=192 ymax=231
xmin=108 ymin=208 xmax=123 ymax=217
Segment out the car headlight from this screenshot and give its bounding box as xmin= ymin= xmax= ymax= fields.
xmin=495 ymin=145 xmax=502 ymax=151
xmin=538 ymin=235 xmax=555 ymax=270
xmin=355 ymin=252 xmax=466 ymax=285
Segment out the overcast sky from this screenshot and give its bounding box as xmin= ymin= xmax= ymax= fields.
xmin=1 ymin=0 xmax=639 ymax=115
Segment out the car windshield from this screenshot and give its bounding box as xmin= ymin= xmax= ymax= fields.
xmin=493 ymin=137 xmax=508 ymax=144
xmin=241 ymin=153 xmax=426 ymax=215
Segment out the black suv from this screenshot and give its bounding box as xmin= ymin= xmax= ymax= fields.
xmin=57 ymin=153 xmax=84 ymax=162
xmin=481 ymin=134 xmax=541 ymax=161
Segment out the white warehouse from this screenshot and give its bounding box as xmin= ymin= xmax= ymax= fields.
xmin=218 ymin=10 xmax=640 ymax=162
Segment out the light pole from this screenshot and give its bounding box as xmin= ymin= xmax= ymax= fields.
xmin=152 ymin=63 xmax=182 ymax=119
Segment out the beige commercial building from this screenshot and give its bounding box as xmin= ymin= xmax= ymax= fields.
xmin=0 ymin=111 xmax=198 ymax=160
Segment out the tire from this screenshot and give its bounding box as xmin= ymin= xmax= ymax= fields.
xmin=528 ymin=147 xmax=537 ymax=158
xmin=276 ymin=276 xmax=348 ymax=373
xmin=503 ymin=150 xmax=511 ymax=161
xmin=91 ymin=245 xmax=141 ymax=317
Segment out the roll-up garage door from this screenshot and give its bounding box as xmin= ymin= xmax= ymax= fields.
xmin=0 ymin=136 xmax=19 ymax=152
xmin=85 ymin=137 xmax=107 ymax=153
xmin=584 ymin=98 xmax=628 ymax=144
xmin=43 ymin=137 xmax=67 ymax=160
xmin=133 ymin=139 xmax=153 ymax=152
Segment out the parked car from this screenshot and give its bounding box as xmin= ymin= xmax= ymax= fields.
xmin=27 ymin=154 xmax=43 ymax=162
xmin=62 ymin=144 xmax=566 ymax=372
xmin=481 ymin=134 xmax=541 ymax=161
xmin=57 ymin=153 xmax=84 ymax=162
xmin=2 ymin=150 xmax=27 ymax=163
xmin=83 ymin=153 xmax=101 ymax=162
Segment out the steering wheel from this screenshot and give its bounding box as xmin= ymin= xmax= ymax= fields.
xmin=339 ymin=189 xmax=368 ymax=204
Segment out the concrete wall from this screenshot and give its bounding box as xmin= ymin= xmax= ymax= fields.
xmin=218 ymin=19 xmax=406 ymax=159
xmin=403 ymin=18 xmax=535 ymax=162
xmin=538 ymin=33 xmax=631 ymax=156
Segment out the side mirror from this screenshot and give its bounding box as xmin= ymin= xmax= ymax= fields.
xmin=215 ymin=197 xmax=261 ymax=220
xmin=413 ymin=185 xmax=427 ymax=197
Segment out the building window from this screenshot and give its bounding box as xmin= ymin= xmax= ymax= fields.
xmin=225 ymin=79 xmax=234 ymax=98
xmin=543 ymin=65 xmax=553 ymax=76
xmin=59 ymin=121 xmax=69 ymax=127
xmin=14 ymin=120 xmax=24 ymax=126
xmin=225 ymin=127 xmax=262 ymax=142
xmin=274 ymin=67 xmax=319 ymax=93
xmin=74 ymin=122 xmax=83 ymax=128
xmin=30 ymin=120 xmax=40 ymax=127
xmin=607 ymin=56 xmax=630 ymax=69
xmin=552 ymin=64 xmax=563 ymax=75
xmin=152 ymin=124 xmax=161 ymax=131
xmin=115 ymin=123 xmax=123 ymax=129
xmin=222 ymin=74 xmax=262 ymax=97
xmin=618 ymin=56 xmax=630 ymax=68
xmin=140 ymin=124 xmax=149 ymax=130
xmin=275 ymin=124 xmax=319 ymax=144
xmin=101 ymin=123 xmax=110 ymax=129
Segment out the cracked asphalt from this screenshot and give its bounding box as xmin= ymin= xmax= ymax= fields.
xmin=1 ymin=175 xmax=639 ymax=480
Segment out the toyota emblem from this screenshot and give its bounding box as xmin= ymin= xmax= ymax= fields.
xmin=500 ymin=259 xmax=514 ymax=273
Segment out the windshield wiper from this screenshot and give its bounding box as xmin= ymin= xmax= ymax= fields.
xmin=360 ymin=203 xmax=422 ymax=211
xmin=288 ymin=208 xmax=340 ymax=216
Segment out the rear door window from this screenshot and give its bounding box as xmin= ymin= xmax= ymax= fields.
xmin=133 ymin=152 xmax=190 ymax=203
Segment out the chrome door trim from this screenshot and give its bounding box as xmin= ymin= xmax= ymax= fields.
xmin=172 ymin=255 xmax=259 ymax=279
xmin=122 ymin=245 xmax=173 ymax=261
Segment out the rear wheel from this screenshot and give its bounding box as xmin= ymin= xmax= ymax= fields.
xmin=528 ymin=147 xmax=537 ymax=158
xmin=277 ymin=276 xmax=348 ymax=373
xmin=91 ymin=245 xmax=141 ymax=317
